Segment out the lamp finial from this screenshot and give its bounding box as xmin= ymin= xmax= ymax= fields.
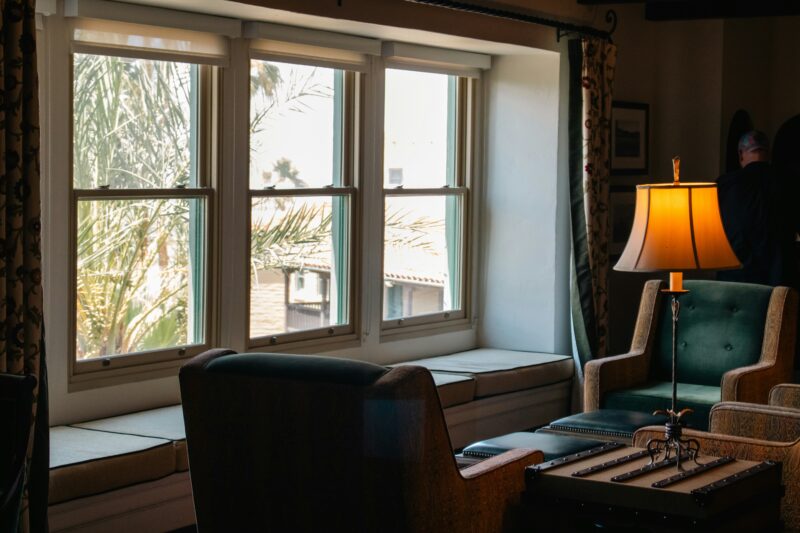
xmin=672 ymin=156 xmax=680 ymax=184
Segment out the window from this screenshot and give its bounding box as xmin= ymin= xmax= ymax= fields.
xmin=71 ymin=52 xmax=213 ymax=369
xmin=248 ymin=59 xmax=357 ymax=344
xmin=382 ymin=68 xmax=470 ymax=326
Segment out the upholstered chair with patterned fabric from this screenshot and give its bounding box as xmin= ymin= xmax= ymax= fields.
xmin=634 ymin=400 xmax=800 ymax=529
xmin=769 ymin=383 xmax=800 ymax=408
xmin=180 ymin=349 xmax=542 ymax=533
xmin=585 ymin=280 xmax=797 ymax=430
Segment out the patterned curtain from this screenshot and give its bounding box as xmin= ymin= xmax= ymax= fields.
xmin=568 ymin=37 xmax=616 ymax=377
xmin=0 ymin=0 xmax=48 ymax=531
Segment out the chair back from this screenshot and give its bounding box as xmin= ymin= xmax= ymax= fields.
xmin=0 ymin=373 xmax=36 ymax=532
xmin=652 ymin=280 xmax=772 ymax=386
xmin=180 ymin=349 xmax=460 ymax=532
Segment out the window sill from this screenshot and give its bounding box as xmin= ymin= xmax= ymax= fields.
xmin=68 ymin=358 xmax=187 ymax=392
xmin=380 ymin=317 xmax=473 ymax=343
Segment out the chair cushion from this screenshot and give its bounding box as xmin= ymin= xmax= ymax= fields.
xmin=653 ymin=280 xmax=771 ymax=386
xmin=431 ymin=372 xmax=475 ymax=408
xmin=71 ymin=405 xmax=188 ymax=471
xmin=462 ymin=431 xmax=605 ymax=462
xmin=603 ymin=381 xmax=721 ymax=431
xmin=545 ymin=409 xmax=669 ymax=440
xmin=398 ymin=348 xmax=573 ymax=398
xmin=50 ymin=426 xmax=176 ymax=504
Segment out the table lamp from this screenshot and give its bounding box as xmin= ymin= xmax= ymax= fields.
xmin=614 ymin=157 xmax=741 ymax=469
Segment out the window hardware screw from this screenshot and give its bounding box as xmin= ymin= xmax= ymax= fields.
xmin=328 ymin=328 xmax=335 ymax=335
xmin=444 ymin=312 xmax=450 ymax=318
xmin=270 ymin=336 xmax=278 ymax=345
xmin=102 ymin=358 xmax=111 ymax=367
xmin=178 ymin=348 xmax=187 ymax=356
xmin=398 ymin=319 xmax=404 ymax=325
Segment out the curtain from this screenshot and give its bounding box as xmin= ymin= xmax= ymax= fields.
xmin=0 ymin=0 xmax=48 ymax=531
xmin=568 ymin=37 xmax=616 ymax=377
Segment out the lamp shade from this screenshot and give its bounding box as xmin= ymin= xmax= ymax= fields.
xmin=614 ymin=183 xmax=741 ymax=272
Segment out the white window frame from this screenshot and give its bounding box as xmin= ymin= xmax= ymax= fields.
xmin=67 ymin=24 xmax=221 ymax=383
xmin=378 ymin=65 xmax=478 ymax=335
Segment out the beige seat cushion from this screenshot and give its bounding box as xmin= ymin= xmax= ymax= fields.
xmin=431 ymin=372 xmax=476 ymax=408
xmin=50 ymin=426 xmax=176 ymax=504
xmin=404 ymin=348 xmax=573 ymax=398
xmin=70 ymin=405 xmax=188 ymax=471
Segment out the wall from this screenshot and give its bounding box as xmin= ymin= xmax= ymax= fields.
xmin=479 ymin=51 xmax=564 ymax=352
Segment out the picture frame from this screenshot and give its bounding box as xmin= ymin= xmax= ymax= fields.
xmin=611 ymin=101 xmax=649 ymax=175
xmin=609 ymin=189 xmax=636 ymax=257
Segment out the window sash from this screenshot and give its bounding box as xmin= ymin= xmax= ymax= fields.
xmin=70 ymin=190 xmax=214 ymax=373
xmin=247 ymin=61 xmax=359 ymax=346
xmin=70 ymin=48 xmax=216 ymax=372
xmin=380 ymin=72 xmax=473 ymax=330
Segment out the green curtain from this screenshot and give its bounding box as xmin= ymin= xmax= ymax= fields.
xmin=568 ymin=37 xmax=616 ymax=371
xmin=0 ymin=0 xmax=48 ymax=531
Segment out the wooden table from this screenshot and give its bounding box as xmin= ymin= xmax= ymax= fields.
xmin=523 ymin=442 xmax=783 ymax=532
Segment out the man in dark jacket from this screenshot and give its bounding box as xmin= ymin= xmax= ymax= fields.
xmin=716 ymin=130 xmax=798 ymax=288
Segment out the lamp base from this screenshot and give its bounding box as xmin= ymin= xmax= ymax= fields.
xmin=646 ymin=421 xmax=701 ymax=470
xmin=645 ymin=286 xmax=702 ymax=470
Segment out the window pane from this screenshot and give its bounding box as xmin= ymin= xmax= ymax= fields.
xmin=383 ymin=195 xmax=462 ymax=320
xmin=250 ymin=61 xmax=343 ymax=189
xmin=384 ymin=69 xmax=456 ymax=188
xmin=76 ymin=198 xmax=206 ymax=359
xmin=73 ymin=54 xmax=197 ymax=189
xmin=250 ymin=196 xmax=349 ymax=337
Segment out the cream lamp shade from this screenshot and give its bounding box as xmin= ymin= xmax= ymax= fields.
xmin=614 ymin=182 xmax=741 ymax=273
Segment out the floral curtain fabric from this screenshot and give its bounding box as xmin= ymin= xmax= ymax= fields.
xmin=568 ymin=37 xmax=617 ymax=372
xmin=0 ymin=0 xmax=48 ymax=531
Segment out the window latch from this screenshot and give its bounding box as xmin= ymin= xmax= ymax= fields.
xmin=176 ymin=184 xmax=187 ymax=189
xmin=324 ymin=184 xmax=334 ymax=188
xmin=97 ymin=184 xmax=110 ymax=190
xmin=395 ymin=185 xmax=404 ymax=189
xmin=264 ymin=185 xmax=276 ymax=190
xmin=442 ymin=184 xmax=450 ymax=188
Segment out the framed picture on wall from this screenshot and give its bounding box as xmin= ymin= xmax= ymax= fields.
xmin=611 ymin=101 xmax=649 ymax=175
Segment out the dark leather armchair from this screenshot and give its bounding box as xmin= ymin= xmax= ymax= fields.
xmin=0 ymin=374 xmax=36 ymax=533
xmin=180 ymin=349 xmax=542 ymax=533
xmin=585 ymin=280 xmax=797 ymax=429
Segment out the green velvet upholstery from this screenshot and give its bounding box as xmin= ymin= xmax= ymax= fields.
xmin=462 ymin=431 xmax=605 ymax=462
xmin=604 ymin=382 xmax=721 ymax=431
xmin=546 ymin=409 xmax=668 ymax=440
xmin=205 ymin=351 xmax=388 ymax=386
xmin=653 ymin=280 xmax=772 ymax=386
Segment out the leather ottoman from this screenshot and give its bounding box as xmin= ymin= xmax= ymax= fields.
xmin=537 ymin=409 xmax=668 ymax=444
xmin=457 ymin=430 xmax=605 ymax=467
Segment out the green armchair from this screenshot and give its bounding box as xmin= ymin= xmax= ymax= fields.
xmin=585 ymin=280 xmax=797 ymax=430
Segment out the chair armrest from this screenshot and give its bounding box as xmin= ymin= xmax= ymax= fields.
xmin=460 ymin=448 xmax=543 ymax=481
xmin=457 ymin=448 xmax=543 ymax=533
xmin=721 ymin=361 xmax=789 ymax=404
xmin=709 ymin=401 xmax=800 ymax=442
xmin=770 ymin=383 xmax=800 ymax=408
xmin=723 ymin=286 xmax=798 ymax=404
xmin=584 ymin=351 xmax=650 ymax=411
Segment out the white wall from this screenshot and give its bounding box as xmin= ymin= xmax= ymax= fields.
xmin=479 ymin=51 xmax=565 ymax=352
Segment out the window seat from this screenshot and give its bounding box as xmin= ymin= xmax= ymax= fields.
xmin=49 ymin=406 xmax=193 ymax=533
xmin=394 ymin=348 xmax=574 ymax=447
xmin=49 ymin=348 xmax=573 ymax=530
